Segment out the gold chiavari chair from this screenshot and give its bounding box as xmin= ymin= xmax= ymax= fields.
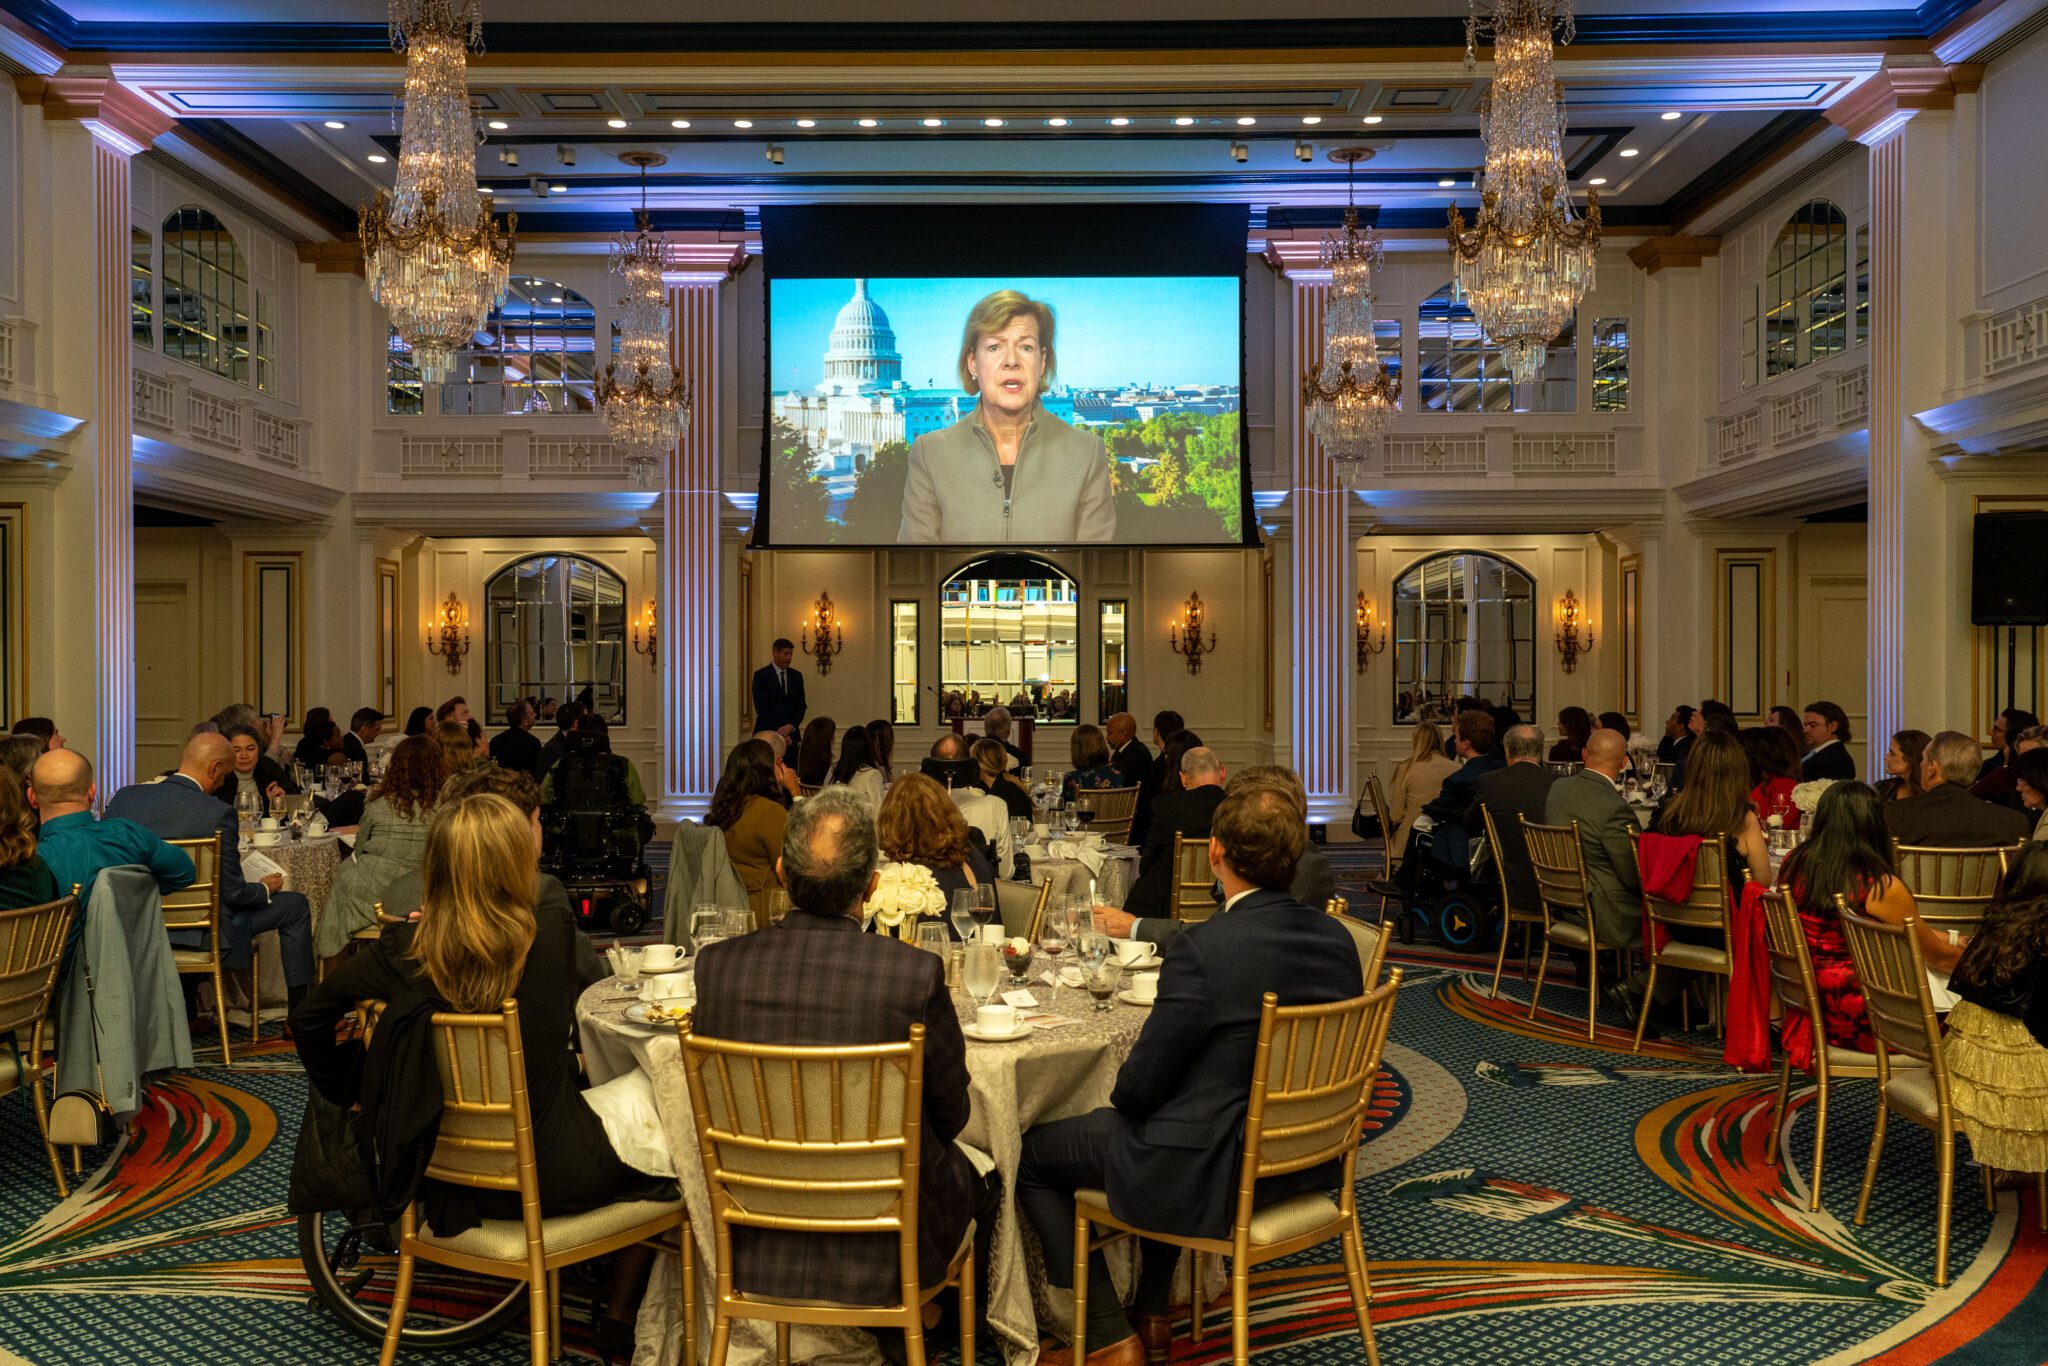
xmin=680 ymin=1023 xmax=976 ymax=1366
xmin=1087 ymin=786 xmax=1141 ymax=843
xmin=1365 ymin=771 xmax=1399 ymax=915
xmin=1838 ymin=902 xmax=1989 ymax=1288
xmin=1520 ymin=818 xmax=1631 ymax=1042
xmin=1478 ymin=805 xmax=1545 ymax=1000
xmin=1890 ymin=842 xmax=2023 ymax=938
xmin=996 ymin=876 xmax=1052 ymax=941
xmin=164 ymin=833 xmax=259 ymax=1065
xmin=1073 ymin=975 xmax=1403 ymax=1366
xmin=1172 ymin=833 xmax=1217 ymax=924
xmin=1759 ymin=889 xmax=1910 ymax=1212
xmin=798 ymin=782 xmax=825 ymax=800
xmin=378 ymin=1001 xmax=694 ymax=1366
xmin=351 ymin=900 xmax=411 ymax=944
xmin=1326 ymin=898 xmax=1390 ymax=987
xmin=0 ymin=895 xmax=77 ymax=1195
xmin=1626 ymin=832 xmax=1734 ymax=1051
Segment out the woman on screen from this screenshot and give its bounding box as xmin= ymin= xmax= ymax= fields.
xmin=897 ymin=290 xmax=1116 ymax=544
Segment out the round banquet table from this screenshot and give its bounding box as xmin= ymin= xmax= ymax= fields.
xmin=230 ymin=832 xmax=342 ymax=1025
xmin=575 ymin=960 xmax=1207 ymax=1366
xmin=1022 ymin=842 xmax=1140 ymax=908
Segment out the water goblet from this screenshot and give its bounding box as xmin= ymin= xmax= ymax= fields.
xmin=964 ymin=943 xmax=1003 ymax=1006
xmin=950 ymin=889 xmax=979 ymax=943
xmin=913 ymin=921 xmax=950 ymax=960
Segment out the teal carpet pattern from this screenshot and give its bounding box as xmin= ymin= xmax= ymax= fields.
xmin=0 ymin=852 xmax=2040 ymax=1364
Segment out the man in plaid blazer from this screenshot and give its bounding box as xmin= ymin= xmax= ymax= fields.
xmin=691 ymin=787 xmax=984 ymax=1310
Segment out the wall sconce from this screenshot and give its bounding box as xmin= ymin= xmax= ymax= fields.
xmin=1555 ymin=589 xmax=1593 ymax=674
xmin=632 ymin=599 xmax=658 ymax=667
xmin=802 ymin=592 xmax=844 ymax=675
xmin=426 ymin=592 xmax=470 ymax=674
xmin=1355 ymin=592 xmax=1388 ymax=674
xmin=1169 ymin=592 xmax=1217 ymax=674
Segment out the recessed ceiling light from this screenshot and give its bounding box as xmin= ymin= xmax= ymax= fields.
xmin=671 ymin=119 xmax=691 ymax=129
xmin=550 ymin=183 xmax=567 ymax=192
xmin=921 ymin=117 xmax=944 ymax=127
xmin=1301 ymin=116 xmax=1322 ymax=125
xmin=607 ymin=118 xmax=628 ymax=129
xmin=1047 ymin=117 xmax=1069 ymax=127
xmin=367 ymin=154 xmax=387 ymax=163
xmin=1109 ymin=116 xmax=1130 ymax=127
xmin=1438 ymin=178 xmax=1456 ymax=187
xmin=984 ymin=117 xmax=1005 ymax=127
xmin=487 ymin=119 xmax=509 ymax=130
xmin=1661 ymin=110 xmax=1682 ymax=120
xmin=549 ymin=295 xmax=563 ymax=303
xmin=857 ymin=118 xmax=878 ymax=128
xmin=324 ymin=119 xmax=346 ymax=129
xmin=1362 ymin=115 xmax=1383 ymax=125
xmin=734 ymin=119 xmax=754 ymax=129
xmin=1619 ymin=147 xmax=1640 ymax=157
xmin=1174 ymin=116 xmax=1195 ymax=126
xmin=796 ymin=118 xmax=816 ymax=128
xmin=1588 ymin=176 xmax=1608 ymax=185
xmin=1236 ymin=116 xmax=1257 ymax=126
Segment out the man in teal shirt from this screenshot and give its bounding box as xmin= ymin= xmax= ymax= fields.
xmin=31 ymin=750 xmax=195 ymax=974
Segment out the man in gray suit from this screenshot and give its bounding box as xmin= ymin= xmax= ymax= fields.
xmin=1540 ymin=728 xmax=1643 ymax=948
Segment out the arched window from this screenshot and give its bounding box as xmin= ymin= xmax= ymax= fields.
xmin=483 ymin=554 xmax=627 ymax=725
xmin=441 ymin=277 xmax=598 ymax=415
xmin=1392 ymin=551 xmax=1536 ymax=725
xmin=940 ymin=554 xmax=1081 ymax=725
xmin=1762 ymin=200 xmax=1849 ymax=379
xmin=161 ymin=207 xmax=254 ymax=384
xmin=1417 ymin=283 xmax=1575 ymax=413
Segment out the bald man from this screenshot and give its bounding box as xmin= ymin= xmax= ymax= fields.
xmin=1105 ymin=712 xmax=1151 ymax=788
xmin=1541 ymin=727 xmax=1644 ymax=948
xmin=107 ymin=733 xmax=316 ymax=1009
xmin=32 ymin=749 xmax=195 ymax=976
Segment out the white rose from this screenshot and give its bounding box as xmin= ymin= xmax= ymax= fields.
xmin=1790 ymin=779 xmax=1836 ymax=814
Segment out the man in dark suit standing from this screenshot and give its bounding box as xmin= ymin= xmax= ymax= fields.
xmin=1800 ymin=700 xmax=1857 ymax=781
xmin=104 ymin=732 xmax=315 ymax=1011
xmin=751 ymin=638 xmax=807 ymax=741
xmin=1885 ymin=730 xmax=2032 ymax=847
xmin=1121 ymin=746 xmax=1227 ymax=920
xmin=1542 ymin=728 xmax=1643 ymax=948
xmin=1104 ymin=712 xmax=1150 ymax=789
xmin=488 ymin=699 xmax=544 ymax=776
xmin=1469 ymin=723 xmax=1558 ymax=912
xmin=691 ymin=787 xmax=993 ymax=1315
xmin=1020 ymin=782 xmax=1363 ymax=1366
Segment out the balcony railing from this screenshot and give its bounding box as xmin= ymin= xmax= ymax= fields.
xmin=1383 ymin=433 xmax=1487 ymax=475
xmin=401 ymin=435 xmax=504 ymax=476
xmin=251 ymin=411 xmax=303 ymax=468
xmin=1511 ymin=431 xmax=1617 ymax=474
xmin=184 ymin=388 xmax=243 ymax=449
xmin=1711 ymin=363 xmax=1866 ymax=468
xmin=133 ymin=370 xmax=176 ymax=430
xmin=530 ymin=437 xmax=624 ymax=476
xmin=1982 ymin=296 xmax=2047 ymax=379
xmin=0 ymin=320 xmax=14 ymax=390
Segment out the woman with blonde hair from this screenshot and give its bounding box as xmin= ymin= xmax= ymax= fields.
xmin=433 ymin=719 xmax=477 ymax=780
xmin=877 ymin=773 xmax=994 ymax=936
xmin=1385 ymin=722 xmax=1457 ymax=859
xmin=314 ymin=733 xmax=447 ymax=959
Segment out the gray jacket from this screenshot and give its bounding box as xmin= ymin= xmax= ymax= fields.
xmin=897 ymin=406 xmax=1116 ymax=544
xmin=665 ymin=820 xmax=751 ymax=946
xmin=1543 ymin=769 xmax=1644 ymax=947
xmin=58 ymin=866 xmax=194 ymax=1118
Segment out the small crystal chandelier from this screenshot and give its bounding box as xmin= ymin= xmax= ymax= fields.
xmin=359 ymin=0 xmax=517 ymax=385
xmin=1301 ymin=147 xmax=1400 ymax=488
xmin=597 ymin=152 xmax=691 ymax=488
xmin=1446 ymin=0 xmax=1601 ymax=388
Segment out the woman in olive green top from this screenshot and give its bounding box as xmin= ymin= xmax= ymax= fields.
xmin=706 ymin=740 xmax=789 ymax=896
xmin=0 ymin=773 xmax=57 ymax=909
xmin=897 ymin=290 xmax=1116 ymax=544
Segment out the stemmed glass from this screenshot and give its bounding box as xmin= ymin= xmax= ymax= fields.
xmin=963 ymin=943 xmax=1003 ymax=1007
xmin=1074 ymin=793 xmax=1097 ymax=832
xmin=972 ymin=883 xmax=999 ymax=940
xmin=1075 ymin=933 xmax=1118 ymax=1012
xmin=950 ymin=889 xmax=980 ymax=943
xmin=1039 ymin=918 xmax=1070 ymax=986
xmin=688 ymin=907 xmax=725 ymax=954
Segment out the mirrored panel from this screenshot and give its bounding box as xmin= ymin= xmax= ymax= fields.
xmin=1392 ymin=551 xmax=1536 ymax=724
xmin=484 ymin=554 xmax=627 ymax=725
xmin=891 ymin=599 xmax=920 ymax=725
xmin=1098 ymin=600 xmax=1128 ymax=720
xmin=940 ymin=554 xmax=1079 ymax=723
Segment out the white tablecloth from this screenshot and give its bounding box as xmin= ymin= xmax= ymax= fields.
xmin=229 ymin=833 xmax=342 ymax=1025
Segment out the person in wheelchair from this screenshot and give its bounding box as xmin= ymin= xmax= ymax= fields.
xmin=538 ymin=714 xmax=654 ymax=894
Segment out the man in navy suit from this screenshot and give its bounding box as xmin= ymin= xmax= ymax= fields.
xmin=105 ymin=732 xmax=316 ymax=1012
xmin=751 ymin=638 xmax=807 ymax=740
xmin=1017 ymin=782 xmax=1363 ymax=1366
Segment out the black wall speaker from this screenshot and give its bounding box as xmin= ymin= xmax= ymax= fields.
xmin=1972 ymin=511 xmax=2048 ymax=625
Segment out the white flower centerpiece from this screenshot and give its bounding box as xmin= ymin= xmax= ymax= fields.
xmin=1625 ymin=734 xmax=1660 ymax=774
xmin=863 ymin=860 xmax=947 ymax=939
xmin=1790 ymin=779 xmax=1837 ymax=818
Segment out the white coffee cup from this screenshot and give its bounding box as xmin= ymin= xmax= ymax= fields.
xmin=981 ymin=924 xmax=1007 ymax=945
xmin=975 ymin=1003 xmax=1020 ymax=1036
xmin=1127 ymin=971 xmax=1159 ymax=1002
xmin=1111 ymin=939 xmax=1153 ymax=966
xmin=648 ymin=971 xmax=693 ymax=1002
xmin=1032 ymin=824 xmax=1050 ymax=843
xmin=252 ymin=830 xmax=280 ymax=847
xmin=259 ymin=816 xmax=280 ymax=832
xmin=642 ymin=942 xmax=679 ymax=972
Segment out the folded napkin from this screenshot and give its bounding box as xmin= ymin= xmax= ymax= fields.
xmin=1047 ymin=840 xmax=1106 ymax=876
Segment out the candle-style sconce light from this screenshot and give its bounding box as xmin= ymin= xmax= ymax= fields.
xmin=632 ymin=599 xmax=658 ymax=667
xmin=1355 ymin=592 xmax=1388 ymax=674
xmin=1555 ymin=589 xmax=1593 ymax=674
xmin=425 ymin=592 xmax=470 ymax=674
xmin=802 ymin=592 xmax=844 ymax=675
xmin=1169 ymin=592 xmax=1217 ymax=674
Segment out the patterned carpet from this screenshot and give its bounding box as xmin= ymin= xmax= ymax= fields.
xmin=0 ymin=844 xmax=2040 ymax=1365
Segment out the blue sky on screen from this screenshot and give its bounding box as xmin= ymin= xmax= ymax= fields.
xmin=769 ymin=276 xmax=1240 ymax=393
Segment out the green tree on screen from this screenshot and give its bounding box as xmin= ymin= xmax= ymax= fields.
xmin=766 ymin=418 xmax=832 ymax=543
xmin=839 ymin=439 xmax=911 ymax=543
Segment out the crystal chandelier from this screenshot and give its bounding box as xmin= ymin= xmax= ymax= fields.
xmin=597 ymin=153 xmax=691 ymax=488
xmin=1446 ymin=0 xmax=1601 ymax=388
xmin=360 ymin=0 xmax=516 ymax=385
xmin=1301 ymin=148 xmax=1400 ymax=487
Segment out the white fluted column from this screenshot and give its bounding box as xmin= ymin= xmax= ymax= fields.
xmin=1289 ymin=280 xmax=1356 ymax=824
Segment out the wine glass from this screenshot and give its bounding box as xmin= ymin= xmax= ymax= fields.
xmin=950 ymin=889 xmax=979 ymax=943
xmin=913 ymin=921 xmax=950 ymax=960
xmin=689 ymin=907 xmax=725 ymax=954
xmin=1074 ymin=793 xmax=1097 ymax=831
xmin=963 ymin=943 xmax=1003 ymax=1006
xmin=973 ymin=882 xmax=999 ymax=939
xmin=1039 ymin=919 xmax=1069 ymax=983
xmin=1060 ymin=804 xmax=1081 ymax=837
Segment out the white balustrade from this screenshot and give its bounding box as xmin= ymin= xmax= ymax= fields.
xmin=183 ymin=387 xmax=243 ymax=448
xmin=530 ymin=437 xmax=622 ymax=476
xmin=251 ymin=411 xmax=304 ymax=468
xmin=1982 ymin=297 xmax=2047 ymax=379
xmin=1510 ymin=432 xmax=1617 ymax=474
xmin=132 ymin=370 xmax=176 ymax=430
xmin=1382 ymin=433 xmax=1486 ymax=475
xmin=401 ymin=435 xmax=504 ymax=476
xmin=1768 ymin=383 xmax=1824 ymax=446
xmin=1715 ymin=409 xmax=1763 ymax=464
xmin=0 ymin=320 xmax=14 ymax=389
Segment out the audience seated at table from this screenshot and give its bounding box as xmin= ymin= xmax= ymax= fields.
xmin=1121 ymin=746 xmax=1226 ymax=921
xmin=1972 ymin=708 xmax=2042 ymax=805
xmin=2014 ymin=749 xmax=2048 ymax=841
xmin=1062 ymin=724 xmax=1125 ymax=805
xmin=1105 ymin=713 xmax=1152 ymax=790
xmin=1550 ymin=707 xmax=1591 ymax=765
xmin=1656 ymin=706 xmax=1695 ymax=767
xmin=828 ymin=723 xmax=887 ymax=811
xmin=1877 ymin=728 xmax=1934 ymax=803
xmin=314 ymin=733 xmax=446 ymax=959
xmin=1743 ymin=724 xmax=1805 ymax=824
xmin=796 ymin=716 xmax=836 ymax=788
xmin=866 ymin=717 xmax=896 ymax=781
xmin=878 ymin=773 xmax=993 ymax=932
xmin=1882 ymin=731 xmax=2032 ymax=848
xmin=1943 ymin=843 xmax=2048 ymax=1175
xmin=1596 ymin=710 xmax=1632 ymax=743
xmin=292 ymin=708 xmax=343 ymax=770
xmin=214 ymin=724 xmax=299 ymax=816
xmin=31 ymin=750 xmax=195 ymax=973
xmin=536 ymin=701 xmax=583 ymax=782
xmin=488 ymin=699 xmax=545 ymax=777
xmin=1383 ymin=722 xmax=1456 ymax=863
xmin=401 ymin=705 xmax=432 ymax=738
xmin=10 ymin=715 xmax=64 ymax=753
xmin=690 ymin=787 xmax=997 ymax=1318
xmin=1768 ymin=705 xmax=1804 ymax=752
xmin=1782 ymin=782 xmax=1959 ymax=1061
xmin=431 ymin=719 xmax=480 ymax=780
xmin=982 ymin=705 xmax=1025 ymax=769
xmin=1018 ymin=779 xmax=1363 ymax=1366
xmin=1543 ymin=728 xmax=1644 ymax=949
xmin=971 ymin=738 xmax=1034 ymax=821
xmin=0 ymin=772 xmax=56 ymax=911
xmin=341 ymin=707 xmax=384 ymax=768
xmin=707 ymin=739 xmax=789 ymax=898
xmin=1801 ymin=701 xmax=1858 ymax=781
xmin=1387 ymin=708 xmax=1500 ymax=896
xmin=1471 ymin=724 xmax=1558 ymax=913
xmin=106 ymin=732 xmax=317 ymax=1014
xmin=1129 ymin=727 xmax=1200 ymax=848
xmin=1127 ymin=710 xmax=1185 ymax=847
xmin=752 ymin=728 xmax=802 ymax=801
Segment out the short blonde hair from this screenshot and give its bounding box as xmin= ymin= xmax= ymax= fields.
xmin=957 ymin=290 xmax=1057 ymax=395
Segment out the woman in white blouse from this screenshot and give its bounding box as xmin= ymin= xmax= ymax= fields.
xmin=829 ymin=724 xmax=887 ymax=812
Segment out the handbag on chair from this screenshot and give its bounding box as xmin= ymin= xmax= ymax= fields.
xmin=48 ymin=961 xmax=117 ymax=1149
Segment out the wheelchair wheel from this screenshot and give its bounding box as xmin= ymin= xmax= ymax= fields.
xmin=610 ymin=898 xmax=648 ymax=936
xmin=298 ymin=1209 xmax=526 ymax=1349
xmin=1432 ymin=894 xmax=1499 ymax=955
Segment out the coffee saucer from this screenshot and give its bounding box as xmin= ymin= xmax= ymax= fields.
xmin=638 ymin=962 xmax=690 ymax=974
xmin=962 ymin=1020 xmax=1035 ymax=1043
xmin=624 ymin=1001 xmax=693 ymax=1027
xmin=1115 ymin=990 xmax=1156 ymax=1008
